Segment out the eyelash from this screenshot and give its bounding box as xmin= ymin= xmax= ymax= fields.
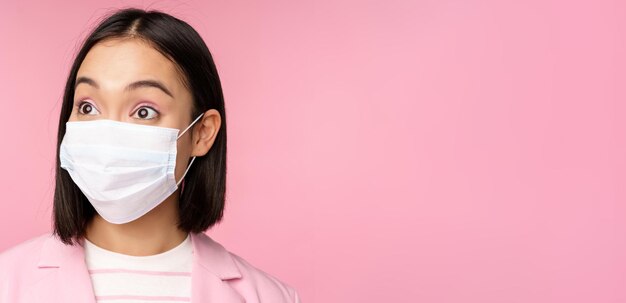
xmin=131 ymin=104 xmax=160 ymax=120
xmin=75 ymin=100 xmax=160 ymax=120
xmin=76 ymin=100 xmax=98 ymax=115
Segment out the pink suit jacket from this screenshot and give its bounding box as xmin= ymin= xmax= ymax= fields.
xmin=0 ymin=232 xmax=300 ymax=303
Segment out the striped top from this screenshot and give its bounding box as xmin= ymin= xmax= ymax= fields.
xmin=83 ymin=234 xmax=193 ymax=303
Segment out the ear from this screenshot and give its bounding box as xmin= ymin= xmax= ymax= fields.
xmin=190 ymin=109 xmax=221 ymax=157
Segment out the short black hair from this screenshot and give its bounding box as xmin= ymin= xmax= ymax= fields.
xmin=53 ymin=7 xmax=227 ymax=245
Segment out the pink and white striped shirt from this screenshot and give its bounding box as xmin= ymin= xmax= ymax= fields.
xmin=83 ymin=234 xmax=193 ymax=303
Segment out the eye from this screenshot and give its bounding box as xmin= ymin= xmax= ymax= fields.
xmin=77 ymin=101 xmax=100 ymax=115
xmin=132 ymin=106 xmax=159 ymax=120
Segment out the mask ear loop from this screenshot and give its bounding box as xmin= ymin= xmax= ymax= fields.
xmin=176 ymin=112 xmax=205 ymax=188
xmin=177 ymin=113 xmax=205 ymax=140
xmin=177 ymin=157 xmax=196 ymax=188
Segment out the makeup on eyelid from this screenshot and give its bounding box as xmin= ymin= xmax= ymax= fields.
xmin=132 ymin=101 xmax=161 ymax=113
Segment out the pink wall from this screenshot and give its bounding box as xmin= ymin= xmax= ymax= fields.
xmin=1 ymin=0 xmax=624 ymax=302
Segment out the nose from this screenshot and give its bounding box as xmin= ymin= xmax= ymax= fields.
xmin=99 ymin=97 xmax=129 ymax=122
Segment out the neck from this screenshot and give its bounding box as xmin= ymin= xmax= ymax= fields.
xmin=84 ymin=193 xmax=188 ymax=256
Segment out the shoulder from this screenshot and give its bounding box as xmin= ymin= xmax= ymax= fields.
xmin=193 ymin=232 xmax=301 ymax=302
xmin=0 ymin=233 xmax=51 ymax=273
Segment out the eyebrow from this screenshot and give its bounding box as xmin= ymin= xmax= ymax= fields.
xmin=74 ymin=76 xmax=174 ymax=98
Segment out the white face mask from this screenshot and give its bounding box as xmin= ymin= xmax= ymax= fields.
xmin=59 ymin=113 xmax=204 ymax=224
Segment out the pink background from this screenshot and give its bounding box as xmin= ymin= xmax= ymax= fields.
xmin=1 ymin=0 xmax=625 ymax=302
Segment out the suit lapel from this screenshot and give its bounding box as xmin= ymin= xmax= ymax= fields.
xmin=190 ymin=232 xmax=245 ymax=303
xmin=36 ymin=235 xmax=97 ymax=303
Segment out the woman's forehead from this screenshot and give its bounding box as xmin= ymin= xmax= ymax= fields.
xmin=76 ymin=38 xmax=187 ymax=96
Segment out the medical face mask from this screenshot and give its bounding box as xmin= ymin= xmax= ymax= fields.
xmin=59 ymin=113 xmax=204 ymax=224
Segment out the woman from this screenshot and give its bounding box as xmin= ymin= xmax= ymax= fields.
xmin=0 ymin=7 xmax=300 ymax=303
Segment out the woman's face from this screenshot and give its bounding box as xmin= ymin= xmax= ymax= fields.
xmin=71 ymin=37 xmax=199 ymax=183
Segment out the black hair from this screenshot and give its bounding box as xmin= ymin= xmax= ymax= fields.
xmin=53 ymin=7 xmax=227 ymax=245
